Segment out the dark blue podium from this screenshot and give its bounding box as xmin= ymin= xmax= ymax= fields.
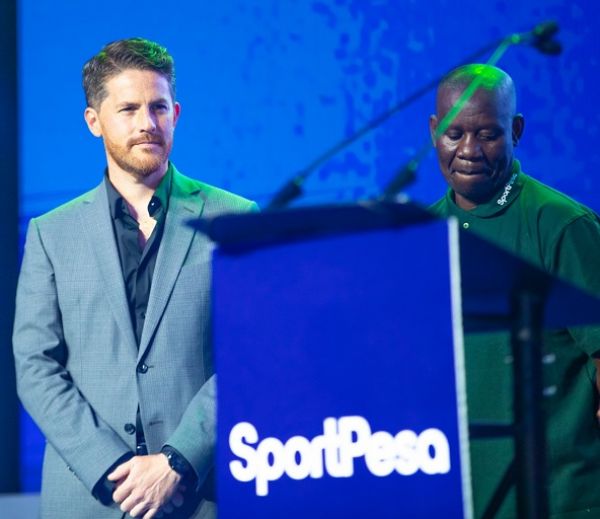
xmin=191 ymin=202 xmax=600 ymax=519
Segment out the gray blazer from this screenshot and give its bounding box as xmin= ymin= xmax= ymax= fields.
xmin=13 ymin=166 xmax=257 ymax=518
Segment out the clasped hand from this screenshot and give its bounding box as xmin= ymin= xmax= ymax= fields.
xmin=108 ymin=454 xmax=185 ymax=519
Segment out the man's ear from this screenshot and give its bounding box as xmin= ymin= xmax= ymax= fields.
xmin=429 ymin=115 xmax=439 ymax=147
xmin=173 ymin=102 xmax=181 ymax=127
xmin=84 ymin=107 xmax=102 ymax=137
xmin=512 ymin=113 xmax=524 ymax=146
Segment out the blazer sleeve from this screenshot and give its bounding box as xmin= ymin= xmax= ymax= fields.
xmin=13 ymin=218 xmax=132 ymax=494
xmin=166 ymin=374 xmax=217 ymax=486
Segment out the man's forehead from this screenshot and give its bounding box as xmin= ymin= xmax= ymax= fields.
xmin=104 ymin=69 xmax=170 ymax=95
xmin=437 ymin=85 xmax=512 ymax=118
xmin=107 ymin=68 xmax=168 ymax=86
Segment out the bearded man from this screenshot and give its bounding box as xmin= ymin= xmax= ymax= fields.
xmin=13 ymin=38 xmax=257 ymax=519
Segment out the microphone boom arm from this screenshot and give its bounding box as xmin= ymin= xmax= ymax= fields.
xmin=267 ymin=21 xmax=561 ymax=209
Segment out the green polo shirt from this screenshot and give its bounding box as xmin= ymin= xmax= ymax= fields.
xmin=431 ymin=160 xmax=600 ymax=518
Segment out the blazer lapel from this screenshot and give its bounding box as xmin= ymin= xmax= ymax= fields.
xmin=80 ymin=183 xmax=138 ymax=357
xmin=138 ymin=170 xmax=205 ymax=360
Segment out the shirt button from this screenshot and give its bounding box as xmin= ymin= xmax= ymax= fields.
xmin=137 ymin=363 xmax=149 ymax=374
xmin=124 ymin=423 xmax=136 ymax=435
xmin=462 ymin=222 xmax=470 ymax=229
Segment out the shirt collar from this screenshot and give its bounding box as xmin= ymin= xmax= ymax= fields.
xmin=151 ymin=163 xmax=172 ymax=216
xmin=104 ymin=163 xmax=173 ymax=220
xmin=444 ymin=159 xmax=523 ymax=218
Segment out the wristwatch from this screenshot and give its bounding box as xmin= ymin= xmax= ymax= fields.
xmin=161 ymin=445 xmax=190 ymax=477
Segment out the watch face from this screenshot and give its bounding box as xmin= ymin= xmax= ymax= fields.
xmin=168 ymin=451 xmax=188 ymax=475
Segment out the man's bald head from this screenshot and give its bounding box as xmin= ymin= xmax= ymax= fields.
xmin=437 ymin=64 xmax=517 ymax=118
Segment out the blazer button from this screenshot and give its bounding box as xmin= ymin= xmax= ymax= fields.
xmin=124 ymin=423 xmax=136 ymax=435
xmin=137 ymin=363 xmax=149 ymax=374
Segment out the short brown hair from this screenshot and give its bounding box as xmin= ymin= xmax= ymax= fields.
xmin=82 ymin=38 xmax=175 ymax=109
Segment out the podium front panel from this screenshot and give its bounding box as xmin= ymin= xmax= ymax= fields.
xmin=213 ymin=219 xmax=471 ymax=518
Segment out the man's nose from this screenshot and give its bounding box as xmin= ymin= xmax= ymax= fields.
xmin=137 ymin=107 xmax=157 ymax=132
xmin=456 ymin=134 xmax=483 ymax=160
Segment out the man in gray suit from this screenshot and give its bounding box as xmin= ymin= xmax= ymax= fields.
xmin=13 ymin=38 xmax=257 ymax=518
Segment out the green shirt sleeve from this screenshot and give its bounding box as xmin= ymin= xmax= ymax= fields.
xmin=552 ymin=214 xmax=600 ymax=295
xmin=553 ymin=214 xmax=600 ymax=357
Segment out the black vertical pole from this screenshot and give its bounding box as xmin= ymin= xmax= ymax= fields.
xmin=512 ymin=290 xmax=548 ymax=518
xmin=0 ymin=0 xmax=20 ymax=493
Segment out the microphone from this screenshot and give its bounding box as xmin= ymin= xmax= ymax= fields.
xmin=380 ymin=143 xmax=431 ymax=201
xmin=531 ymin=20 xmax=559 ymax=40
xmin=511 ymin=21 xmax=562 ymax=55
xmin=268 ymin=175 xmax=305 ymax=210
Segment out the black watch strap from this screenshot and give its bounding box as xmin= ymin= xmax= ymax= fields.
xmin=161 ymin=445 xmax=192 ymax=477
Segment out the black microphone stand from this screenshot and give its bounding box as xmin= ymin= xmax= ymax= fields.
xmin=266 ymin=36 xmax=502 ymax=210
xmin=267 ymin=21 xmax=561 ymax=209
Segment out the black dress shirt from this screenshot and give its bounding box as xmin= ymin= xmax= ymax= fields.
xmin=105 ymin=169 xmax=171 ymax=345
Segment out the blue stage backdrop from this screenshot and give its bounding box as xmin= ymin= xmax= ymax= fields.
xmin=19 ymin=0 xmax=600 ymax=492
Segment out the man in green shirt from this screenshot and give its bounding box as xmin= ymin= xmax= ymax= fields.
xmin=430 ymin=64 xmax=600 ymax=518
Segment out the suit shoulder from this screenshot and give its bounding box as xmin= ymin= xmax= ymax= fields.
xmin=198 ymin=180 xmax=255 ymax=209
xmin=174 ymin=170 xmax=258 ymax=213
xmin=31 ymin=186 xmax=100 ymax=228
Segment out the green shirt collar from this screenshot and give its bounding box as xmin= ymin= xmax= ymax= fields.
xmin=443 ymin=159 xmax=524 ymax=218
